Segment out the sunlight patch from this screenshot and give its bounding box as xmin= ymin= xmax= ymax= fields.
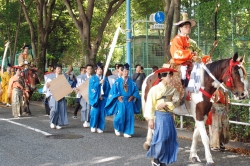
xmin=92 ymin=156 xmax=122 ymax=164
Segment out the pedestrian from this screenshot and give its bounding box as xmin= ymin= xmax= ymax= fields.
xmin=88 ymin=62 xmax=110 ymax=133
xmin=43 ymin=64 xmax=69 ymax=129
xmin=170 ymin=12 xmax=203 ymax=86
xmin=1 ymin=64 xmax=14 ymax=107
xmin=43 ymin=70 xmax=54 ymax=116
xmin=132 ymin=64 xmax=146 ymax=90
xmin=7 ymin=66 xmax=25 ymax=118
xmin=65 ymin=65 xmax=75 ymax=81
xmin=144 ymin=67 xmax=180 ymax=166
xmin=75 ymin=64 xmax=93 ymax=128
xmin=105 ymin=63 xmax=141 ymax=138
xmin=72 ymin=66 xmax=86 ymax=119
xmin=206 ymin=87 xmax=230 ymax=152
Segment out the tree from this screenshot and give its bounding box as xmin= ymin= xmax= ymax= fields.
xmin=63 ymin=0 xmax=125 ymax=66
xmin=163 ymin=0 xmax=180 ymax=60
xmin=18 ymin=0 xmax=63 ymax=79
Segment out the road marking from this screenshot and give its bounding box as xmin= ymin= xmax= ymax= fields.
xmin=0 ymin=118 xmax=52 ymax=136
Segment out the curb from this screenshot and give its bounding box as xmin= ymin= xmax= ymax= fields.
xmin=30 ymin=101 xmax=250 ymax=154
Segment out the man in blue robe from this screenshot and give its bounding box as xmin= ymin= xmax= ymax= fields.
xmin=105 ymin=63 xmax=141 ymax=138
xmin=43 ymin=64 xmax=69 ymax=129
xmin=88 ymin=62 xmax=110 ymax=133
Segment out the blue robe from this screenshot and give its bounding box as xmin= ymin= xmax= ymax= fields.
xmin=105 ymin=77 xmax=141 ymax=135
xmin=88 ymin=75 xmax=110 ymax=130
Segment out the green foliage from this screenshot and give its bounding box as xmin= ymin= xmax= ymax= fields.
xmin=134 ymin=109 xmax=146 ymax=121
xmin=228 ymin=99 xmax=250 ymax=142
xmin=65 ymin=92 xmax=76 ymax=107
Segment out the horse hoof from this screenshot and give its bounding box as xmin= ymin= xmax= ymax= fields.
xmin=143 ymin=142 xmax=150 ymax=151
xmin=191 ymin=157 xmax=199 ymax=163
xmin=206 ymin=162 xmax=215 ymax=166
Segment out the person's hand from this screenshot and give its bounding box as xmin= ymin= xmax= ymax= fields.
xmin=148 ymin=119 xmax=154 ymax=129
xmin=7 ymin=93 xmax=11 ymax=98
xmin=128 ymin=96 xmax=134 ymax=102
xmin=118 ymin=96 xmax=123 ymax=102
xmin=99 ymin=79 xmax=104 ymax=84
xmin=99 ymin=96 xmax=103 ymax=100
xmin=46 ymin=83 xmax=50 ymax=88
xmin=192 ymin=55 xmax=201 ymax=63
xmin=157 ymin=102 xmax=167 ymax=110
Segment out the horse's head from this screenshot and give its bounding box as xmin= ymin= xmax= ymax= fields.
xmin=27 ymin=68 xmax=40 ymax=90
xmin=223 ymin=53 xmax=248 ymax=99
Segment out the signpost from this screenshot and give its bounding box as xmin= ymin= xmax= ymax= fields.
xmin=154 ymin=11 xmax=165 ymax=24
xmin=150 ymin=11 xmax=165 ymax=30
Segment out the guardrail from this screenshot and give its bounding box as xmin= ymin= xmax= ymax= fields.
xmin=178 ymin=102 xmax=250 ymax=129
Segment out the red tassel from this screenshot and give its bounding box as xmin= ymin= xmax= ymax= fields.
xmin=186 ymin=91 xmax=191 ymax=101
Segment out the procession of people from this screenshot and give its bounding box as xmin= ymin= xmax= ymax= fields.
xmin=0 ymin=12 xmax=236 ymax=166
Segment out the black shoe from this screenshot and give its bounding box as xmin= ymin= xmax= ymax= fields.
xmin=220 ymin=142 xmax=225 ymax=150
xmin=152 ymin=158 xmax=160 ymax=166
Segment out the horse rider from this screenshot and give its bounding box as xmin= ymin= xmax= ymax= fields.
xmin=170 ymin=13 xmax=204 ymax=87
xmin=18 ymin=44 xmax=33 ymax=67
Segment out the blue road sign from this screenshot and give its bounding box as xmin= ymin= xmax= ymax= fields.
xmin=154 ymin=11 xmax=165 ymax=24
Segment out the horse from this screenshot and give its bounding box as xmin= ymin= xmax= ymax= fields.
xmin=141 ymin=52 xmax=248 ymax=166
xmin=22 ymin=67 xmax=40 ymax=115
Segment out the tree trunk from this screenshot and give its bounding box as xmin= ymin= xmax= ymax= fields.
xmin=18 ymin=0 xmax=56 ymax=80
xmin=163 ymin=0 xmax=180 ymax=61
xmin=63 ymin=0 xmax=125 ymax=67
xmin=12 ymin=5 xmax=22 ymax=66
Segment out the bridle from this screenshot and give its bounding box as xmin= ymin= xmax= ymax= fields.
xmin=222 ymin=59 xmax=240 ymax=88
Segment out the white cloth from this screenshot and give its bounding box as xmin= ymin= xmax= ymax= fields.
xmin=187 ymin=63 xmax=201 ymax=93
xmin=180 ymin=65 xmax=187 ymax=80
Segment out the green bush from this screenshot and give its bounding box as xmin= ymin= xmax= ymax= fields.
xmin=66 ymin=92 xmax=76 ymax=107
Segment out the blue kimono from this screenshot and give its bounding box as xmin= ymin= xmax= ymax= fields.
xmin=105 ymin=77 xmax=141 ymax=135
xmin=88 ymin=75 xmax=110 ymax=130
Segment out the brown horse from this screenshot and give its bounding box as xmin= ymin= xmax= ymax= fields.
xmin=141 ymin=53 xmax=248 ymax=166
xmin=22 ymin=68 xmax=40 ymax=115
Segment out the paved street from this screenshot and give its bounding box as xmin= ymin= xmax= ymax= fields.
xmin=0 ymin=102 xmax=250 ymax=166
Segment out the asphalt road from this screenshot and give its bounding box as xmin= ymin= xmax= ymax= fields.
xmin=0 ymin=102 xmax=250 ymax=166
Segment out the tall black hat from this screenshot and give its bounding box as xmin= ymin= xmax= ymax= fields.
xmin=123 ymin=63 xmax=130 ymax=70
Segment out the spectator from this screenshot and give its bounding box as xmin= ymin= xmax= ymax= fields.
xmin=132 ymin=64 xmax=146 ymax=90
xmin=65 ymin=65 xmax=75 ymax=81
xmin=112 ymin=64 xmax=119 ymax=75
xmin=152 ymin=66 xmax=159 ymax=73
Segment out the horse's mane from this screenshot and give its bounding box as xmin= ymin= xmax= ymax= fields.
xmin=205 ymin=58 xmax=231 ymax=76
xmin=206 ymin=57 xmax=247 ymax=79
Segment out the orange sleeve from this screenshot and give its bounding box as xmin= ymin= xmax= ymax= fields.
xmin=170 ymin=36 xmax=194 ymax=64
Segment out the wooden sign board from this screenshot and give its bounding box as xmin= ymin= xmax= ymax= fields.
xmin=78 ymin=79 xmax=89 ymax=104
xmin=49 ymin=74 xmax=73 ymax=101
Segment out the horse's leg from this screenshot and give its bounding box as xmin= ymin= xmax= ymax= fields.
xmin=196 ymin=120 xmax=214 ymax=166
xmin=143 ymin=127 xmax=153 ymax=150
xmin=189 ymin=123 xmax=201 ymax=163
